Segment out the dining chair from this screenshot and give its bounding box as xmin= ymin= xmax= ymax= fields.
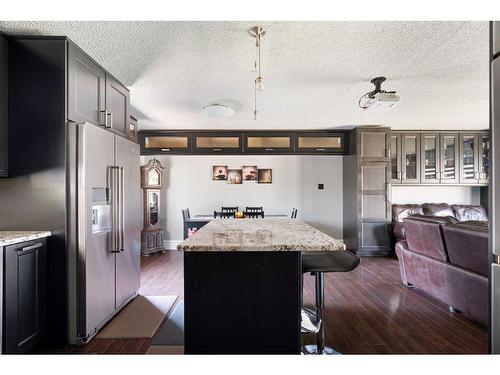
xmin=221 ymin=206 xmax=238 ymax=213
xmin=214 ymin=211 xmax=236 ymax=219
xmin=244 ymin=211 xmax=265 ymax=218
xmin=291 ymin=208 xmax=298 ymax=219
xmin=246 ymin=206 xmax=263 ymax=213
xmin=182 ymin=208 xmax=191 ymax=221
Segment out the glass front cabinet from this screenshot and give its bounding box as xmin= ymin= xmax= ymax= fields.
xmin=421 ymin=133 xmax=440 ymax=184
xmin=401 ymin=133 xmax=420 ymax=183
xmin=390 ymin=130 xmax=488 ymax=186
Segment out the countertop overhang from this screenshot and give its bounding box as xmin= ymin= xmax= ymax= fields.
xmin=0 ymin=231 xmax=52 ymax=247
xmin=177 ymin=218 xmax=345 ymax=252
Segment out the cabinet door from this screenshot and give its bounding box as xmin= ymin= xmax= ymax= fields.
xmin=359 ymin=130 xmax=389 ymax=160
xmin=68 ymin=43 xmax=106 ymax=125
xmin=421 ymin=133 xmax=440 ymax=184
xmin=4 ymin=239 xmax=47 ymax=353
xmin=193 ymin=132 xmax=243 ymax=154
xmin=479 ymin=132 xmax=490 ymax=184
xmin=128 ymin=116 xmax=138 ymax=143
xmin=401 ymin=133 xmax=420 ymax=183
xmin=390 ymin=133 xmax=401 ymax=183
xmin=140 ymin=132 xmax=192 ymax=154
xmin=295 ymin=132 xmax=347 ymax=154
xmin=440 ymin=133 xmax=460 ymax=184
xmin=358 ymin=161 xmax=390 ymax=256
xmin=459 ymin=133 xmax=479 ymax=183
xmin=243 ymin=132 xmax=293 ymax=153
xmin=106 ymin=74 xmax=130 ymax=137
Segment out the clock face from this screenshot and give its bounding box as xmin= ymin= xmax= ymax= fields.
xmin=148 ymin=169 xmax=160 ymax=186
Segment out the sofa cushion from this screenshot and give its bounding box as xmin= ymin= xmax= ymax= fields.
xmin=403 ymin=215 xmax=454 ymax=262
xmin=422 ymin=203 xmax=455 ymax=218
xmin=441 ymin=223 xmax=489 ymax=276
xmin=392 ymin=204 xmax=424 ymax=222
xmin=451 ymin=204 xmax=488 ymax=222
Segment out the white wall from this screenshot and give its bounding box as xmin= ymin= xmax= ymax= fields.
xmin=141 ymin=155 xmax=344 ymax=248
xmin=391 ymin=185 xmax=481 ymax=205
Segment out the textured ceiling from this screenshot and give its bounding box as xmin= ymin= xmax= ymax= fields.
xmin=0 ymin=21 xmax=489 ymax=130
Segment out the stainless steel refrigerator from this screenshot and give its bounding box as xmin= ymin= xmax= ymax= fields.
xmin=491 ymin=21 xmax=500 ymax=353
xmin=67 ymin=122 xmax=141 ymax=344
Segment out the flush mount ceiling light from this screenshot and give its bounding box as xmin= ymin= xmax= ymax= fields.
xmin=201 ymin=104 xmax=234 ymax=118
xmin=249 ymin=26 xmax=266 ymax=120
xmin=358 ymin=77 xmax=400 ymax=113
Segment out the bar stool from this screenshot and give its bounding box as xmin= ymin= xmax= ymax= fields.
xmin=301 ymin=250 xmax=360 ymax=354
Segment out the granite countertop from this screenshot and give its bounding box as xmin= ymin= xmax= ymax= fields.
xmin=0 ymin=231 xmax=52 ymax=247
xmin=177 ymin=218 xmax=345 ymax=252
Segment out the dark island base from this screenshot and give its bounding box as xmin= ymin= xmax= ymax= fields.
xmin=184 ymin=251 xmax=302 ymax=354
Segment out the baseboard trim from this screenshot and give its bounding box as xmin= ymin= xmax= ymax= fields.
xmin=164 ymin=240 xmax=182 ymax=250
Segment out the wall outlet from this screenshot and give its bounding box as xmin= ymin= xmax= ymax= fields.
xmin=318 ymin=184 xmax=324 ymax=190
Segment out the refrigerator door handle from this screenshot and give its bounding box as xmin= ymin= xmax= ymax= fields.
xmin=119 ymin=166 xmax=125 ymax=252
xmin=108 ymin=166 xmax=120 ymax=253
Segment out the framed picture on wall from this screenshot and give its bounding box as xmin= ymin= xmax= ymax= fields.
xmin=227 ymin=169 xmax=243 ymax=184
xmin=213 ymin=165 xmax=228 ymax=181
xmin=242 ymin=166 xmax=257 ymax=181
xmin=257 ymin=169 xmax=272 ymax=184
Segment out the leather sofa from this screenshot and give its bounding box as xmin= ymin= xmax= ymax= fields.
xmin=395 ymin=215 xmax=488 ymax=325
xmin=392 ymin=203 xmax=488 ymax=242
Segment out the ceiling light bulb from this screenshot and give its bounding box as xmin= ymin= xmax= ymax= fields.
xmin=255 ymin=76 xmax=264 ymax=91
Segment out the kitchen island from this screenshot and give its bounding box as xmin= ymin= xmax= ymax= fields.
xmin=177 ymin=218 xmax=344 ymax=354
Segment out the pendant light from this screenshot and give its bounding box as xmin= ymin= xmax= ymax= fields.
xmin=249 ymin=26 xmax=266 ymax=120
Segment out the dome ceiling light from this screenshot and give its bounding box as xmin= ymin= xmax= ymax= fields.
xmin=201 ymin=104 xmax=234 ymax=118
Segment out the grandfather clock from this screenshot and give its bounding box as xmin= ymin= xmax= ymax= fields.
xmin=141 ymin=159 xmax=166 ymax=256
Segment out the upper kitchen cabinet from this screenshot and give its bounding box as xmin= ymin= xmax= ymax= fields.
xmin=459 ymin=133 xmax=480 ymax=184
xmin=440 ymin=133 xmax=460 ymax=184
xmin=493 ymin=21 xmax=500 ymax=57
xmin=139 ymin=131 xmax=192 ymax=154
xmin=295 ymin=131 xmax=347 ymax=154
xmin=193 ymin=132 xmax=243 ymax=154
xmin=420 ymin=133 xmax=440 ymax=184
xmin=389 ymin=133 xmax=402 ymax=183
xmin=478 ymin=132 xmax=490 ymax=184
xmin=67 ymin=43 xmax=106 ymax=126
xmin=129 ymin=115 xmax=138 ymax=143
xmin=105 ymin=74 xmax=130 ymax=138
xmin=401 ymin=133 xmax=420 ymax=183
xmin=67 ymin=40 xmax=132 ymax=141
xmin=358 ymin=128 xmax=389 ymax=160
xmin=0 ymin=34 xmax=7 ymax=177
xmin=390 ymin=130 xmax=488 ymax=186
xmin=243 ymin=132 xmax=293 ymax=154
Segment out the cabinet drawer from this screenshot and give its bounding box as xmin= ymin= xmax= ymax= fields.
xmin=294 ymin=132 xmax=347 ymax=154
xmin=244 ymin=132 xmax=293 ymax=153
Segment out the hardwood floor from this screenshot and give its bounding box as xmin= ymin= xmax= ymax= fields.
xmin=69 ymin=251 xmax=487 ymax=354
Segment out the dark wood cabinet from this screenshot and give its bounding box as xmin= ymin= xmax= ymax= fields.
xmin=343 ymin=127 xmax=391 ymax=256
xmin=139 ymin=130 xmax=349 ymax=155
xmin=106 ymin=74 xmax=130 ymax=138
xmin=294 ymin=131 xmax=347 ymax=154
xmin=140 ymin=131 xmax=192 ymax=154
xmin=3 ymin=238 xmax=47 ymax=353
xmin=67 ymin=43 xmax=106 ymax=126
xmin=193 ymin=132 xmax=243 ymax=154
xmin=243 ymin=132 xmax=293 ymax=153
xmin=0 ymin=34 xmax=7 ymax=177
